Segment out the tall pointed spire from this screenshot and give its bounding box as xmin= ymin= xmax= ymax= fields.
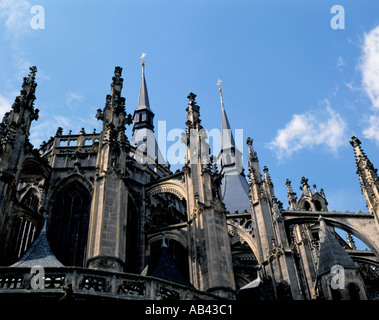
xmin=133 ymin=53 xmax=154 ymax=132
xmin=136 ymin=53 xmax=151 ymax=112
xmin=218 ymin=79 xmax=236 ymax=152
xmin=216 ymin=80 xmax=250 ymax=213
xmin=131 ymin=54 xmax=164 ymax=165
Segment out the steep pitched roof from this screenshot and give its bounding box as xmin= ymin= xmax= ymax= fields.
xmin=11 ymin=221 xmax=63 ymax=268
xmin=316 ymin=217 xmax=357 ymax=276
xmin=149 ymin=240 xmax=193 ymax=288
xmin=217 ymin=86 xmax=250 ymax=213
xmin=221 ymin=172 xmax=250 ymax=213
xmin=136 ymin=64 xmax=151 ymax=111
xmin=221 ymin=103 xmax=236 ymax=149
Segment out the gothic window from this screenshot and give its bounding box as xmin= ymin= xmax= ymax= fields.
xmin=347 ymin=283 xmax=361 ymax=300
xmin=304 ymin=201 xmax=311 ymax=211
xmin=21 ymin=189 xmax=40 ymax=212
xmin=11 ymin=216 xmax=37 ymax=260
xmin=330 ymin=286 xmax=342 ymax=300
xmin=48 ymin=181 xmax=91 ymax=266
xmin=314 ymin=200 xmax=322 ymax=211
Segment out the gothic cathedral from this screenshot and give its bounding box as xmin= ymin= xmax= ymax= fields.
xmin=0 ymin=63 xmax=378 ymax=300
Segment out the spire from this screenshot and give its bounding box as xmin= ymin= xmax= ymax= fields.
xmin=300 ymin=177 xmax=312 ymax=197
xmin=96 ymin=66 xmax=129 ymax=126
xmin=285 ymin=179 xmax=298 ymax=210
xmin=133 ymin=54 xmax=154 ymax=132
xmin=185 ymin=92 xmax=202 ymax=131
xmin=136 ymin=53 xmax=151 ymax=112
xmin=0 ymin=66 xmax=39 ymax=157
xmin=131 ymin=54 xmax=164 ymax=165
xmin=350 ymin=136 xmax=379 ymax=215
xmin=316 ymin=217 xmax=357 ymax=276
xmin=216 ymin=80 xmax=250 ymax=213
xmin=218 ymin=79 xmax=236 ymax=152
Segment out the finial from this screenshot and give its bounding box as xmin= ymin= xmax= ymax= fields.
xmin=350 ymin=136 xmax=361 ymax=148
xmin=140 ymin=52 xmax=147 ymax=67
xmin=217 ymin=78 xmax=223 ymax=92
xmin=217 ymin=78 xmax=225 ymax=110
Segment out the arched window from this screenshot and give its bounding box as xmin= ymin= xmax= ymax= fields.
xmin=314 ymin=200 xmax=322 ymax=211
xmin=11 ymin=216 xmax=37 ymax=260
xmin=304 ymin=201 xmax=311 ymax=211
xmin=330 ymin=287 xmax=342 ymax=300
xmin=48 ymin=181 xmax=91 ymax=266
xmin=348 ymin=283 xmax=361 ymax=300
xmin=21 ymin=189 xmax=40 ymax=212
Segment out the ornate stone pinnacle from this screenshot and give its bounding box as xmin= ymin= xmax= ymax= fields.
xmin=187 ymin=92 xmax=197 ymax=101
xmin=114 ymin=66 xmax=122 ymax=78
xmin=350 ymin=136 xmax=361 ymax=148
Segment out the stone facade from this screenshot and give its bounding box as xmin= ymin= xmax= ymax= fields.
xmin=0 ymin=65 xmax=379 ymax=300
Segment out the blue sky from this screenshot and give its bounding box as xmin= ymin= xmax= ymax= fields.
xmin=1 ymin=0 xmax=379 ymax=248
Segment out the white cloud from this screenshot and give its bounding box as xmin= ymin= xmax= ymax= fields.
xmin=267 ymin=100 xmax=347 ymax=161
xmin=363 ymin=114 xmax=379 ymax=142
xmin=0 ymin=0 xmax=32 ymax=40
xmin=359 ymin=24 xmax=379 ymax=143
xmin=360 ymin=25 xmax=379 ymax=110
xmin=0 ymin=0 xmax=42 ymax=80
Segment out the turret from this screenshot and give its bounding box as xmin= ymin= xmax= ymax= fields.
xmin=183 ymin=92 xmax=236 ymax=299
xmin=0 ymin=67 xmax=40 ymax=260
xmin=86 ymin=66 xmax=132 ymax=272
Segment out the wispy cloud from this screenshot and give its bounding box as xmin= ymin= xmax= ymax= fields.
xmin=0 ymin=0 xmax=31 ymax=39
xmin=336 ymin=56 xmax=346 ymax=71
xmin=66 ymin=91 xmax=85 ymax=110
xmin=359 ymin=24 xmax=379 ymax=144
xmin=29 ymin=113 xmax=101 ymax=148
xmin=267 ymin=100 xmax=347 ymax=161
xmin=0 ymin=0 xmax=38 ymax=79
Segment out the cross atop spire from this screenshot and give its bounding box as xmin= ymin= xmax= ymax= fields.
xmin=140 ymin=52 xmax=147 ymax=66
xmin=217 ymin=78 xmax=226 ymax=113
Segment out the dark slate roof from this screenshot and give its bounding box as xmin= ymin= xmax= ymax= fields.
xmin=11 ymin=222 xmax=63 ymax=268
xmin=136 ymin=66 xmax=151 ymax=111
xmin=237 ymin=272 xmax=273 ymax=300
xmin=316 ymin=217 xmax=357 ymax=276
xmin=218 ymin=102 xmax=250 ymax=213
xmin=221 ymin=172 xmax=250 ymax=213
xmin=221 ymin=104 xmax=235 ymax=149
xmin=149 ymin=246 xmax=193 ymax=288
